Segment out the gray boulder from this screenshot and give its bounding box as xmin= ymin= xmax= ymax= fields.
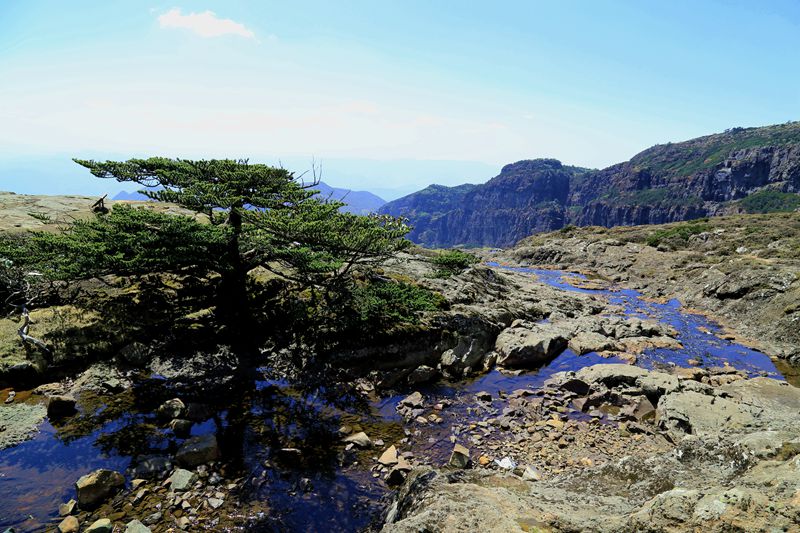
xmin=495 ymin=322 xmax=570 ymax=367
xmin=75 ymin=469 xmax=125 ymax=509
xmin=175 ymin=434 xmax=219 ymax=467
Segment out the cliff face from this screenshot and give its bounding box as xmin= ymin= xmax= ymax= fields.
xmin=380 ymin=122 xmax=800 ymax=247
xmin=389 ymin=159 xmax=587 ymax=247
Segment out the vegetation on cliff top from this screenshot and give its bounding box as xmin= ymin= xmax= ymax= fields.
xmin=630 ymin=121 xmax=800 ymax=176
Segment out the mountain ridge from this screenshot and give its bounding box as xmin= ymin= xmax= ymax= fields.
xmin=380 ymin=121 xmax=800 ymax=247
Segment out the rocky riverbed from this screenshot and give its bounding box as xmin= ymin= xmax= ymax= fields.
xmin=0 ymin=256 xmax=798 ymax=532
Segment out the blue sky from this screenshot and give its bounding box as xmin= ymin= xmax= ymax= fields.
xmin=1 ymin=1 xmax=799 ymax=198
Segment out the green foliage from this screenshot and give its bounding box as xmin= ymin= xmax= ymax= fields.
xmin=349 ymin=279 xmax=445 ymax=326
xmin=431 ymin=249 xmax=479 ymax=277
xmin=73 ymin=158 xmax=313 ymax=224
xmin=3 ymin=205 xmax=228 ymax=280
xmin=631 ymin=121 xmax=800 ymax=177
xmin=244 ymin=198 xmax=411 ymax=284
xmin=645 ymin=220 xmax=712 ymax=248
xmin=739 ymin=189 xmax=800 ymax=214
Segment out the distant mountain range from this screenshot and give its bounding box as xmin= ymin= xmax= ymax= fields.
xmin=113 ymin=181 xmax=386 ymax=215
xmin=380 ymin=122 xmax=800 ymax=247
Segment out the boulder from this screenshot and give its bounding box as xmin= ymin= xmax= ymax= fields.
xmin=407 ymin=366 xmax=438 ymax=385
xmin=448 ymin=443 xmax=471 ymax=469
xmin=343 ymin=431 xmax=372 ymax=448
xmin=132 ymin=455 xmax=173 ymax=479
xmin=156 ymin=398 xmax=186 ymax=421
xmin=125 ymin=520 xmax=152 ymax=533
xmin=399 ymin=391 xmax=424 ymax=408
xmin=58 ymin=516 xmax=79 ymax=533
xmin=495 ymin=323 xmax=569 ymax=368
xmin=85 ymin=518 xmax=113 ymax=533
xmin=47 ymin=395 xmax=77 ymax=419
xmin=379 ymin=445 xmax=399 ymax=466
xmin=58 ymin=498 xmax=77 ymax=516
xmin=568 ymin=331 xmax=620 ymax=355
xmin=169 ymin=468 xmax=197 ymax=492
xmin=75 ymin=469 xmax=125 ymax=509
xmin=175 ymin=434 xmax=219 ymax=467
xmin=169 ymin=418 xmax=193 ymax=438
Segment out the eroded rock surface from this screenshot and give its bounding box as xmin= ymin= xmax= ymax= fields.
xmin=384 ymin=364 xmax=800 ymax=532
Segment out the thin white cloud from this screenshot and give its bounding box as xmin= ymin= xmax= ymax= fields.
xmin=157 ymin=8 xmax=255 ymax=39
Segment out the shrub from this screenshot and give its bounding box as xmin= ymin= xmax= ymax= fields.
xmin=350 ymin=280 xmax=445 ymax=326
xmin=739 ymin=190 xmax=800 ymax=214
xmin=645 ymin=221 xmax=712 ymax=248
xmin=431 ymin=249 xmax=480 ymax=277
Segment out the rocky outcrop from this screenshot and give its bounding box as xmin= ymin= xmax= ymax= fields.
xmin=383 ymin=365 xmax=800 ymax=532
xmin=380 ymin=123 xmax=800 ymax=247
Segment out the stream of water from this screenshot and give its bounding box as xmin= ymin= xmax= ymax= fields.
xmin=0 ymin=265 xmax=789 ymax=532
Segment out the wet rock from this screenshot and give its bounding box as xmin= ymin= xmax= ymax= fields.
xmin=169 ymin=418 xmax=193 ymax=438
xmin=379 ymin=445 xmax=399 ymax=466
xmin=59 ymin=498 xmax=77 ymax=516
xmin=170 ymin=468 xmax=197 ymax=492
xmin=46 ymin=395 xmax=77 ymax=419
xmin=343 ymin=431 xmax=372 ymax=448
xmin=75 ymin=469 xmax=125 ymax=509
xmin=125 ymin=519 xmax=152 ymax=533
xmin=448 ymin=443 xmax=471 ymax=468
xmin=132 ymin=455 xmax=173 ymax=479
xmin=175 ymin=434 xmax=219 ymax=467
xmin=156 ymin=398 xmax=186 ymax=421
xmin=57 ymin=516 xmax=79 ymax=533
xmin=475 ymin=391 xmax=492 ymax=402
xmin=400 ymin=391 xmax=424 ymax=409
xmin=85 ymin=518 xmax=112 ymax=533
xmin=495 ymin=322 xmax=569 ymax=368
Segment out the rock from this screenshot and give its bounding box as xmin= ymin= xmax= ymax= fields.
xmin=559 ymin=378 xmax=591 ymax=396
xmin=495 ymin=323 xmax=569 ymax=368
xmin=118 ymin=342 xmax=151 ymax=367
xmin=59 ymin=498 xmax=77 ymax=516
xmin=568 ymin=331 xmax=620 ymax=355
xmin=169 ymin=418 xmax=193 ymax=438
xmin=125 ymin=519 xmax=152 ymax=533
xmin=379 ymin=445 xmax=399 ymax=466
xmin=57 ymin=516 xmax=79 ymax=533
xmin=170 ymin=468 xmax=197 ymax=492
xmin=132 ymin=455 xmax=173 ymax=479
xmin=175 ymin=434 xmax=219 ymax=467
xmin=407 ymin=366 xmax=438 ymax=385
xmin=4 ymin=391 xmax=15 ymax=404
xmin=475 ymin=391 xmax=492 ymax=402
xmin=85 ymin=518 xmax=113 ymax=533
xmin=156 ymin=398 xmax=185 ymax=421
xmin=521 ymin=465 xmax=541 ymax=481
xmin=46 ymin=395 xmax=77 ymax=419
xmin=75 ymin=469 xmax=125 ymax=509
xmin=400 ymin=391 xmax=424 ymax=408
xmin=343 ymin=431 xmax=372 ymax=448
xmin=208 ymin=497 xmax=224 ymax=509
xmin=494 ymin=457 xmax=517 ymax=470
xmin=448 ymin=443 xmax=471 ymax=468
